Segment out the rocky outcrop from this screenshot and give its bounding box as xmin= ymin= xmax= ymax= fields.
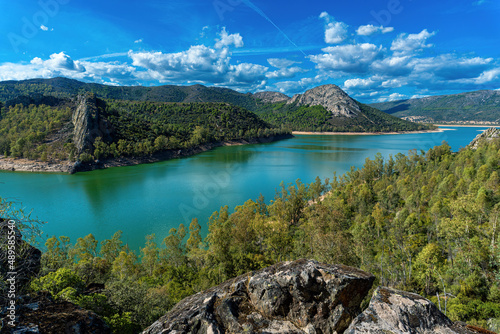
xmin=254 ymin=91 xmax=290 ymax=104
xmin=72 ymin=94 xmax=112 ymax=155
xmin=287 ymin=84 xmax=361 ymax=117
xmin=467 ymin=127 xmax=500 ymax=150
xmin=0 ymin=292 xmax=112 ymax=334
xmin=346 ymin=286 xmax=494 ymax=334
xmin=142 ymin=259 xmax=375 ymax=334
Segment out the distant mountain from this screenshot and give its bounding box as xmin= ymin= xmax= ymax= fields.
xmin=0 ymin=78 xmax=430 ymax=133
xmin=0 ymin=77 xmax=261 ymax=111
xmin=370 ymin=90 xmax=500 ymax=124
xmin=255 ymin=84 xmax=432 ymax=132
xmin=253 ymin=91 xmax=289 ymax=104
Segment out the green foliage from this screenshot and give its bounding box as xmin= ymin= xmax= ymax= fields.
xmin=30 ymin=268 xmax=85 ymax=297
xmin=254 ymin=101 xmax=432 ymax=132
xmin=0 ymin=103 xmax=72 ymax=160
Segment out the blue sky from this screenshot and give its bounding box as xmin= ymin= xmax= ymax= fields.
xmin=0 ymin=0 xmax=499 ymax=102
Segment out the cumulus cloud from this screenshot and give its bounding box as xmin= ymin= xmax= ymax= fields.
xmin=31 ymin=52 xmax=86 ymax=72
xmin=356 ymin=25 xmax=394 ymax=36
xmin=40 ymin=25 xmax=49 ymax=31
xmin=134 ymin=39 xmax=143 ymax=44
xmin=309 ymin=43 xmax=384 ymax=74
xmin=391 ymin=29 xmax=436 ymax=55
xmin=0 ymin=52 xmax=136 ymax=85
xmin=320 ymin=12 xmax=349 ymax=44
xmin=215 ymin=27 xmax=244 ymax=49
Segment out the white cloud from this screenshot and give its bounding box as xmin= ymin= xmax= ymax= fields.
xmin=388 ymin=93 xmax=406 ymax=101
xmin=325 ymin=22 xmax=349 ymax=44
xmin=267 ymin=58 xmax=300 ymax=69
xmin=474 ymin=67 xmax=500 ymax=84
xmin=356 ymin=25 xmax=394 ymax=36
xmin=376 ymin=92 xmax=407 ymax=102
xmin=343 ymin=77 xmax=378 ymax=90
xmin=0 ymin=52 xmax=136 ymax=85
xmin=391 ymin=29 xmax=436 ymax=55
xmin=40 ymin=25 xmax=49 ymax=31
xmin=309 ymin=43 xmax=384 ymax=74
xmin=266 ymin=66 xmax=306 ymax=79
xmin=320 ymin=12 xmax=349 ymax=44
xmin=215 ymin=27 xmax=244 ymax=49
xmin=31 ymin=52 xmax=86 ymax=72
xmin=134 ymin=39 xmax=143 ymax=44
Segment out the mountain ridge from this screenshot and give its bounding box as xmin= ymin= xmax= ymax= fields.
xmin=370 ymin=89 xmax=500 ymax=124
xmin=0 ymin=77 xmax=432 ymax=134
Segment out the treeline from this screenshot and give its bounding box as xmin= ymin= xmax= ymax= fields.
xmin=88 ymin=101 xmax=289 ymax=161
xmin=255 ymin=101 xmax=433 ymax=132
xmin=26 ymin=137 xmax=500 ymax=332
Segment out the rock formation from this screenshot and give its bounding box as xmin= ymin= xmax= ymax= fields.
xmin=254 ymin=91 xmax=290 ymax=104
xmin=346 ymin=286 xmax=491 ymax=334
xmin=72 ymin=94 xmax=112 ymax=155
xmin=0 ymin=292 xmax=112 ymax=334
xmin=143 ymin=261 xmax=496 ymax=334
xmin=286 ymin=84 xmax=361 ymax=117
xmin=142 ymin=259 xmax=375 ymax=334
xmin=467 ymin=127 xmax=500 ymax=150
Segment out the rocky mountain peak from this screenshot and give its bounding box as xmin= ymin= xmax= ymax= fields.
xmin=287 ymin=84 xmax=361 ymax=117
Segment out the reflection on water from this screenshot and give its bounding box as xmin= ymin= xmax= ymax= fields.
xmin=0 ymin=126 xmax=492 ymax=251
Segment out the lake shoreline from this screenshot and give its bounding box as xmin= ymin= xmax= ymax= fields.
xmin=292 ymin=128 xmax=444 ymax=136
xmin=0 ymin=134 xmax=294 ymax=174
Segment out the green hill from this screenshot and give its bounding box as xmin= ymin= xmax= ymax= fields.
xmin=370 ymin=90 xmax=500 ymax=124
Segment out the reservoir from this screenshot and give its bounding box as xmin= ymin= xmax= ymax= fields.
xmin=0 ymin=126 xmax=493 ymax=251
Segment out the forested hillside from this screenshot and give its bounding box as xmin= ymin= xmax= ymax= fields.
xmin=256 ymin=101 xmax=432 ymax=132
xmin=20 ymin=133 xmax=500 ymax=332
xmin=0 ymin=78 xmax=432 ymax=134
xmin=0 ymin=97 xmax=288 ymax=165
xmin=371 ymin=90 xmax=500 ymax=124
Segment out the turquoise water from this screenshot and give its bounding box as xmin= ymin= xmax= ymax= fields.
xmin=0 ymin=126 xmax=492 ymax=251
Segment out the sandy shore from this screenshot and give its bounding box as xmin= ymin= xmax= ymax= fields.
xmin=292 ymin=128 xmax=445 ymax=136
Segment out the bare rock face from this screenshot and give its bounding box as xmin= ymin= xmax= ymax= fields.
xmin=345 ymin=287 xmax=487 ymax=334
xmin=468 ymin=127 xmax=500 ymax=150
xmin=142 ymin=259 xmax=375 ymax=334
xmin=72 ymin=94 xmax=112 ymax=155
xmin=286 ymin=84 xmax=361 ymax=117
xmin=254 ymin=91 xmax=290 ymax=104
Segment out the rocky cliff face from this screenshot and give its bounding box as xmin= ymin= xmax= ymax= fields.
xmin=72 ymin=94 xmax=111 ymax=155
xmin=287 ymin=84 xmax=361 ymax=117
xmin=142 ymin=259 xmax=375 ymax=334
xmin=253 ymin=91 xmax=290 ymax=104
xmin=468 ymin=127 xmax=500 ymax=150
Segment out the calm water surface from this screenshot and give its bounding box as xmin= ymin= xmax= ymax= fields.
xmin=0 ymin=126 xmax=493 ymax=251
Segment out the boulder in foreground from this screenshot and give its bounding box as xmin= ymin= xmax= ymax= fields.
xmin=346 ymin=286 xmax=496 ymax=334
xmin=142 ymin=259 xmax=375 ymax=334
